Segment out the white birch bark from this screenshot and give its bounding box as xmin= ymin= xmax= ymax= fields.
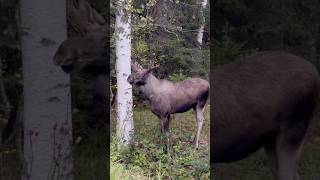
xmin=20 ymin=0 xmax=73 ymax=179
xmin=197 ymin=0 xmax=208 ymax=46
xmin=115 ymin=0 xmax=134 ymax=145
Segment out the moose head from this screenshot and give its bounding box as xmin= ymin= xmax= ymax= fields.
xmin=127 ymin=63 xmax=158 ymax=86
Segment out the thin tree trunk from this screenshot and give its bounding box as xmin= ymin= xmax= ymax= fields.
xmin=197 ymin=0 xmax=208 ymax=47
xmin=20 ymin=0 xmax=73 ymax=179
xmin=0 ymin=58 xmax=10 ymax=143
xmin=115 ymin=0 xmax=134 ymax=145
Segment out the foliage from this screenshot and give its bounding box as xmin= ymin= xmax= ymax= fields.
xmin=110 ymin=161 xmax=150 ymax=180
xmin=110 ymin=0 xmax=210 ymax=84
xmin=73 ymin=130 xmax=107 ymax=179
xmin=212 ymin=23 xmax=256 ymax=66
xmin=0 ymin=0 xmax=22 ymax=108
xmin=168 ymin=71 xmax=189 ymax=82
xmin=213 ymin=0 xmax=320 ymax=68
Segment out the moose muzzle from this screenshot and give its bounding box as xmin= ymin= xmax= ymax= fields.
xmin=127 ymin=74 xmax=134 ymax=84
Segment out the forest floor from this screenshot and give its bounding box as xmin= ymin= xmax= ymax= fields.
xmin=110 ymin=106 xmax=211 ymax=179
xmin=212 ymin=117 xmax=320 ymax=180
xmin=2 ymin=106 xmax=319 ymax=179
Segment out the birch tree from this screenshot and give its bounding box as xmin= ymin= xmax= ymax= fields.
xmin=197 ymin=0 xmax=208 ymax=47
xmin=20 ymin=0 xmax=73 ymax=179
xmin=115 ymin=0 xmax=134 ymax=145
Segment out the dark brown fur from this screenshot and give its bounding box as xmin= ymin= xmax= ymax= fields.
xmin=212 ymin=51 xmax=320 ymax=180
xmin=53 ymin=33 xmax=107 ymax=74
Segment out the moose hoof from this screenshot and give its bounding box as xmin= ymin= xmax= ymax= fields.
xmin=164 ymin=145 xmax=170 ymax=154
xmin=192 ymin=138 xmax=199 ymax=150
xmin=192 ymin=143 xmax=199 ymax=150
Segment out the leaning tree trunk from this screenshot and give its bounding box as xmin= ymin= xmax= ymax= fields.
xmin=196 ymin=0 xmax=208 ymax=47
xmin=115 ymin=0 xmax=134 ymax=145
xmin=20 ymin=0 xmax=73 ymax=179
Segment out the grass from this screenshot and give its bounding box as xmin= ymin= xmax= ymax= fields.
xmin=73 ymin=129 xmax=107 ymax=180
xmin=110 ymin=105 xmax=210 ymax=179
xmin=110 ymin=161 xmax=150 ymax=180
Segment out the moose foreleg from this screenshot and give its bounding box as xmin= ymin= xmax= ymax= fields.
xmin=160 ymin=115 xmax=171 ymax=152
xmin=265 ymin=141 xmax=280 ymax=179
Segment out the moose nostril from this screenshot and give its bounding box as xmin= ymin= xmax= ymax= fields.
xmin=127 ymin=76 xmax=133 ymax=84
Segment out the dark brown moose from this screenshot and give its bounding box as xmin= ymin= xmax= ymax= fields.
xmin=127 ymin=63 xmax=209 ymax=150
xmin=212 ymin=51 xmax=320 ymax=180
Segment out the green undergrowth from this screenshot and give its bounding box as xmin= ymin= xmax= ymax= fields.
xmin=73 ymin=130 xmax=106 ymax=179
xmin=110 ymin=160 xmax=150 ymax=180
xmin=110 ymin=107 xmax=210 ymax=179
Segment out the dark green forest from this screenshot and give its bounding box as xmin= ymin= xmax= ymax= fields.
xmin=213 ymin=0 xmax=320 ymax=67
xmin=212 ymin=0 xmax=320 ymax=179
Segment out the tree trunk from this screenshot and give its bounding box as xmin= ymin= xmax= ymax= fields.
xmin=20 ymin=0 xmax=73 ymax=179
xmin=115 ymin=0 xmax=134 ymax=145
xmin=197 ymin=0 xmax=208 ymax=47
xmin=0 ymin=58 xmax=10 ymax=144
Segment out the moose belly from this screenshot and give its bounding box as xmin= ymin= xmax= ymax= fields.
xmin=212 ymin=134 xmax=266 ymax=163
xmin=211 ymin=105 xmax=277 ymax=163
xmin=172 ymin=102 xmax=196 ymax=113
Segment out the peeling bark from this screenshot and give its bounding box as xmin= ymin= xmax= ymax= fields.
xmin=20 ymin=0 xmax=73 ymax=179
xmin=115 ymin=0 xmax=134 ymax=145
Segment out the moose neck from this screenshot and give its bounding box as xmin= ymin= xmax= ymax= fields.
xmin=140 ymin=73 xmax=161 ymax=101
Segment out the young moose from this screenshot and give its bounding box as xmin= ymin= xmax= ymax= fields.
xmin=127 ymin=63 xmax=209 ymax=150
xmin=212 ymin=51 xmax=320 ymax=180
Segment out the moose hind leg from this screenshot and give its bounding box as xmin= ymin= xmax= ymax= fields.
xmin=277 ymin=94 xmax=315 ymax=180
xmin=193 ymin=105 xmax=205 ymax=150
xmin=276 ymin=132 xmax=304 ymax=180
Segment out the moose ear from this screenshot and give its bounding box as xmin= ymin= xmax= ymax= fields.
xmin=131 ymin=62 xmax=142 ymax=72
xmin=146 ymin=65 xmax=159 ymax=73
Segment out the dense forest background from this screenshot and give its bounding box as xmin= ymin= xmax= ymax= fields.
xmin=213 ymin=0 xmax=320 ymax=67
xmin=212 ymin=0 xmax=320 ymax=179
xmin=110 ymin=0 xmax=209 ymax=92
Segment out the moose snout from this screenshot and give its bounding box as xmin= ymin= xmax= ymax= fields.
xmin=127 ymin=74 xmax=134 ymax=84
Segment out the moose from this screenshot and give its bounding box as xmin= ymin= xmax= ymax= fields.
xmin=127 ymin=63 xmax=209 ymax=150
xmin=212 ymin=51 xmax=320 ymax=180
